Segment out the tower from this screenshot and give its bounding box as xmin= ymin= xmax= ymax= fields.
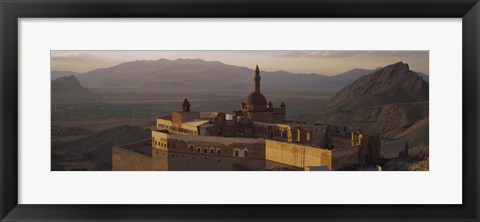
xmin=267 ymin=101 xmax=273 ymax=110
xmin=243 ymin=65 xmax=267 ymax=111
xmin=180 ymin=98 xmax=190 ymax=112
xmin=254 ymin=64 xmax=261 ymax=92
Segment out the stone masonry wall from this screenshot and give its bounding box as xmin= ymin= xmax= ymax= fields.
xmin=265 ymin=140 xmax=333 ymax=170
xmin=331 ymin=147 xmax=359 ymax=170
xmin=151 ymin=130 xmax=266 ymax=170
xmin=112 ymin=147 xmax=152 ymax=171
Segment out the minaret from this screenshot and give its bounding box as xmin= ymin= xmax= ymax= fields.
xmin=180 ymin=98 xmax=191 ymax=112
xmin=254 ymin=64 xmax=261 ymax=92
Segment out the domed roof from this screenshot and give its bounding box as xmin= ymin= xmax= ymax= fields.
xmin=245 ymin=91 xmax=267 ymax=106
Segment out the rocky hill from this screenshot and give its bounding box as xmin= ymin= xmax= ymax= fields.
xmin=52 ymin=75 xmax=101 ymax=104
xmin=322 ymin=62 xmax=428 ymax=111
xmin=51 ymin=125 xmax=151 ymax=170
xmin=51 ymin=71 xmax=81 ymax=80
xmin=316 ymin=62 xmax=429 ymax=145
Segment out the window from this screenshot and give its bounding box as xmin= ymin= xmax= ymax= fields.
xmin=244 ymin=150 xmax=248 ymax=158
xmin=156 ymin=150 xmax=158 ymax=155
xmin=188 ymin=144 xmax=194 ymax=151
xmin=234 ymin=150 xmax=239 ymax=157
xmin=217 ymin=150 xmax=221 ymax=155
xmin=210 ymin=148 xmax=215 ymax=154
xmin=197 ymin=148 xmax=201 ymax=153
xmin=204 ymin=148 xmax=208 ymax=154
xmin=296 ymin=128 xmax=301 ymax=142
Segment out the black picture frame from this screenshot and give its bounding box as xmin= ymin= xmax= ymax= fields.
xmin=1 ymin=0 xmax=479 ymax=221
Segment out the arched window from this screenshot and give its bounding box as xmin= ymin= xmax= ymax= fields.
xmin=217 ymin=150 xmax=221 ymax=155
xmin=244 ymin=150 xmax=248 ymax=158
xmin=234 ymin=150 xmax=239 ymax=157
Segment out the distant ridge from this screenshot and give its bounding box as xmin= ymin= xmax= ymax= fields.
xmin=52 ymin=75 xmax=101 ymax=104
xmin=51 ymin=71 xmax=82 ymax=80
xmin=54 ymin=58 xmax=427 ymax=95
xmin=52 ymin=75 xmax=91 ymax=94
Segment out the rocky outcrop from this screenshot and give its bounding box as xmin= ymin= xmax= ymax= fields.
xmin=323 ymin=62 xmax=428 ymax=111
xmin=316 ymin=62 xmax=429 ymax=146
xmin=52 ymin=75 xmax=101 ymax=104
xmin=52 ymin=125 xmax=151 ymax=170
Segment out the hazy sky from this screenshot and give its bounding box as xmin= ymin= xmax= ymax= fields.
xmin=51 ymin=50 xmax=429 ymax=75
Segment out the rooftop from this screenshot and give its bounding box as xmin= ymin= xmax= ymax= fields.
xmin=116 ymin=139 xmax=152 ymax=156
xmin=157 ymin=115 xmax=172 ymax=121
xmin=182 ymin=120 xmax=210 ymax=127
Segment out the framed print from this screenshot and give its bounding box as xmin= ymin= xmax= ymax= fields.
xmin=1 ymin=0 xmax=479 ymax=221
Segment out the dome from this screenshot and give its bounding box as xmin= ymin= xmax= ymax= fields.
xmin=244 ymin=91 xmax=267 ymax=106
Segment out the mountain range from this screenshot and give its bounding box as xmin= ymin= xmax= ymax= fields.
xmin=52 ymin=58 xmax=428 ymax=95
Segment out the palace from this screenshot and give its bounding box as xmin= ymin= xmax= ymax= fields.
xmin=112 ymin=65 xmax=408 ymax=171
